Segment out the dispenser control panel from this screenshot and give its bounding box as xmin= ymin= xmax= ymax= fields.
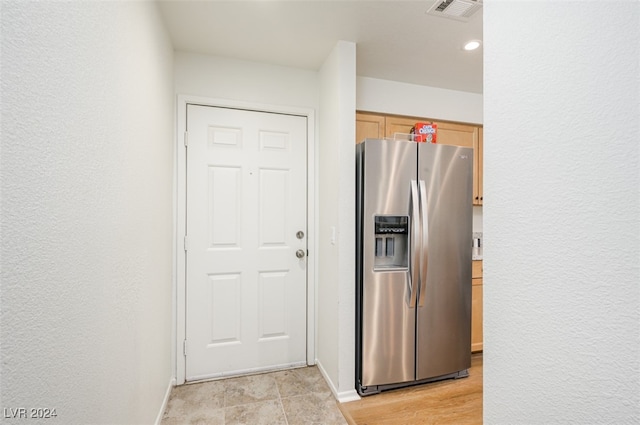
xmin=373 ymin=216 xmax=409 ymax=270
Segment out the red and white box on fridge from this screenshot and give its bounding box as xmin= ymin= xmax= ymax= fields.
xmin=411 ymin=122 xmax=438 ymax=143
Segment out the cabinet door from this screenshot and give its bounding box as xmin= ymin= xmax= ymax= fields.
xmin=471 ymin=260 xmax=482 ymax=352
xmin=471 ymin=279 xmax=483 ymax=352
xmin=476 ymin=127 xmax=483 ymax=205
xmin=434 ymin=121 xmax=477 ymax=148
xmin=385 ymin=116 xmax=429 ymax=140
xmin=356 ymin=112 xmax=385 ymax=144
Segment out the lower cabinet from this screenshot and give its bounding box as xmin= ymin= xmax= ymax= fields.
xmin=471 ymin=260 xmax=483 ymax=352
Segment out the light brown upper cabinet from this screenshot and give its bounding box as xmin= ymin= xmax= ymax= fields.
xmin=384 ymin=115 xmax=432 ymax=140
xmin=355 ymin=112 xmax=483 ymax=206
xmin=432 ymin=121 xmax=476 ymax=149
xmin=355 ymin=112 xmax=385 ymax=144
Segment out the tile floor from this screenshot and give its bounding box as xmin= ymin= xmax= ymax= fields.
xmin=161 ymin=366 xmax=348 ymax=425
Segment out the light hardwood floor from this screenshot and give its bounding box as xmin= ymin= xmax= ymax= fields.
xmin=339 ymin=353 xmax=483 ymax=425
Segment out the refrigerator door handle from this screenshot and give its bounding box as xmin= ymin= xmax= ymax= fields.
xmin=409 ymin=180 xmax=420 ymax=308
xmin=418 ymin=180 xmax=429 ymax=306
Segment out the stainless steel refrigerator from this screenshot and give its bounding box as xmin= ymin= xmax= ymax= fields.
xmin=356 ymin=138 xmax=473 ymax=396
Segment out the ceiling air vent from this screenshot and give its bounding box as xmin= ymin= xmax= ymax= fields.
xmin=427 ymin=0 xmax=483 ymax=22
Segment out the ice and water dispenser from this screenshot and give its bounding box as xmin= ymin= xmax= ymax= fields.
xmin=373 ymin=216 xmax=409 ymax=270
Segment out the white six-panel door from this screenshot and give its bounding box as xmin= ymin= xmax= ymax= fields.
xmin=185 ymin=104 xmax=308 ymax=381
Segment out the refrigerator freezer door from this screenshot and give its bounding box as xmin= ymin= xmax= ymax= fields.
xmin=416 ymin=143 xmax=473 ymax=380
xmin=359 ymin=139 xmax=417 ymax=388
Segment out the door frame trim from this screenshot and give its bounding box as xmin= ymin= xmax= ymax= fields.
xmin=174 ymin=95 xmax=316 ymax=385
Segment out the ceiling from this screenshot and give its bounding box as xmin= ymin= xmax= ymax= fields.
xmin=158 ymin=0 xmax=483 ymax=94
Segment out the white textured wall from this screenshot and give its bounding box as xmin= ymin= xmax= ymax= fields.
xmin=1 ymin=2 xmax=174 ymax=424
xmin=335 ymin=42 xmax=357 ymax=401
xmin=317 ymin=41 xmax=357 ymax=401
xmin=484 ymin=1 xmax=639 ymax=423
xmin=174 ymin=52 xmax=319 ymax=109
xmin=356 ymin=76 xmax=483 ymax=124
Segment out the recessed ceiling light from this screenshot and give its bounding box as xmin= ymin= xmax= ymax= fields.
xmin=464 ymin=40 xmax=481 ymax=51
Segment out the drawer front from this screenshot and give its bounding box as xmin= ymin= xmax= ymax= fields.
xmin=472 ymin=260 xmax=483 ymax=279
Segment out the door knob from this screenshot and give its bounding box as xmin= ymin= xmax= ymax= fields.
xmin=296 ymin=249 xmax=306 ymax=259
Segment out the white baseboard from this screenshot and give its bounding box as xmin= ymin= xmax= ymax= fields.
xmin=337 ymin=389 xmax=361 ymax=403
xmin=315 ymin=360 xmax=361 ymax=404
xmin=154 ymin=377 xmax=175 ymax=425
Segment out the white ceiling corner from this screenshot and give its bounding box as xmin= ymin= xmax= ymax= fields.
xmin=158 ymin=0 xmax=483 ymax=93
